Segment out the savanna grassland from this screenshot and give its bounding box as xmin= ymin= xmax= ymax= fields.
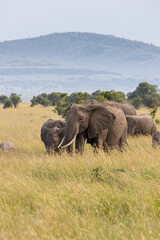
xmin=1 ymin=104 xmax=160 ymax=240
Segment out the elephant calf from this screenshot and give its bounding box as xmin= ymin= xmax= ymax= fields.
xmin=41 ymin=119 xmax=73 ymax=154
xmin=126 ymin=114 xmax=157 ymax=136
xmin=152 ymin=131 xmax=160 ymax=147
xmin=0 ymin=141 xmax=15 ymax=151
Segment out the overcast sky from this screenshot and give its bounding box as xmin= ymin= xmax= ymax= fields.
xmin=0 ymin=0 xmax=160 ymax=46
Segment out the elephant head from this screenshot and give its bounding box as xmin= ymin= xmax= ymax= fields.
xmin=43 ymin=126 xmax=65 ymax=153
xmin=59 ymin=100 xmax=116 ymax=149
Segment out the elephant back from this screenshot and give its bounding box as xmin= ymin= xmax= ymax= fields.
xmin=103 ymin=100 xmax=136 ymax=116
xmin=117 ymin=102 xmax=136 ymax=115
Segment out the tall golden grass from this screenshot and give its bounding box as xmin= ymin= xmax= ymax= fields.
xmin=0 ymin=103 xmax=160 ymax=240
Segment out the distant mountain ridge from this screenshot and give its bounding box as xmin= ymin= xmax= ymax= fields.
xmin=0 ymin=32 xmax=160 ymax=101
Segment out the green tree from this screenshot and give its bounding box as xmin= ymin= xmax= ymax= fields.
xmin=30 ymin=92 xmax=68 ymax=107
xmin=30 ymin=93 xmax=50 ymax=107
xmin=130 ymin=96 xmax=142 ymax=109
xmin=149 ymin=103 xmax=158 ymax=119
xmin=69 ymin=92 xmax=91 ymax=104
xmin=96 ymin=90 xmax=126 ymax=102
xmin=3 ymin=98 xmax=13 ymax=109
xmin=30 ymin=96 xmax=39 ymax=107
xmin=48 ymin=92 xmax=68 ymax=106
xmin=0 ymin=95 xmax=8 ymax=104
xmin=127 ymin=82 xmax=160 ymax=107
xmin=10 ymin=93 xmax=21 ymax=108
xmin=91 ymin=90 xmax=101 ymax=99
xmin=40 ymin=98 xmax=51 ymax=107
xmin=54 ymin=102 xmax=72 ymax=119
xmin=95 ymin=95 xmax=106 ymax=103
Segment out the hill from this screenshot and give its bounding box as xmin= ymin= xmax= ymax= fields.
xmin=0 ymin=32 xmax=160 ymax=101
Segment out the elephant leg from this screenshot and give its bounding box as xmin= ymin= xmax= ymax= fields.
xmin=119 ymin=128 xmax=128 ymax=150
xmin=106 ymin=129 xmax=121 ymax=150
xmin=87 ymin=137 xmax=99 ymax=153
xmin=151 ymin=125 xmax=158 ymax=136
xmin=96 ymin=129 xmax=108 ymax=152
xmin=75 ymin=133 xmax=86 ymax=153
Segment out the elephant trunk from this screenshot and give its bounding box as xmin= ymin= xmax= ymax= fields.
xmin=58 ymin=121 xmax=79 ymax=149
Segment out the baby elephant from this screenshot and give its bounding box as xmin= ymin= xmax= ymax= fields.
xmin=41 ymin=119 xmax=73 ymax=154
xmin=152 ymin=131 xmax=160 ymax=147
xmin=126 ymin=114 xmax=157 ymax=136
xmin=0 ymin=141 xmax=15 ymax=151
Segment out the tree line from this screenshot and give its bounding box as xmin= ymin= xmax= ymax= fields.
xmin=30 ymin=82 xmax=160 ymax=118
xmin=0 ymin=93 xmax=21 ymax=108
xmin=1 ymin=82 xmax=160 ymax=117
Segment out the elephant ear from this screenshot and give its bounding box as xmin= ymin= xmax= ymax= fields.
xmin=43 ymin=127 xmax=51 ymax=133
xmin=126 ymin=116 xmax=136 ymax=134
xmin=87 ymin=106 xmax=115 ymax=139
xmin=56 ymin=120 xmax=66 ymax=128
xmin=55 ymin=127 xmax=65 ymax=136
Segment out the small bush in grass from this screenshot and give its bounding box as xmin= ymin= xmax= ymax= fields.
xmin=3 ymin=98 xmax=13 ymax=108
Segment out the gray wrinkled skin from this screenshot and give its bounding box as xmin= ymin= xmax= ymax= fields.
xmin=152 ymin=131 xmax=160 ymax=147
xmin=60 ymin=99 xmax=127 ymax=153
xmin=104 ymin=101 xmax=137 ymax=116
xmin=0 ymin=141 xmax=15 ymax=151
xmin=126 ymin=115 xmax=157 ymax=136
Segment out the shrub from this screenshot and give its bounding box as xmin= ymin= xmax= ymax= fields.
xmin=95 ymin=90 xmax=126 ymax=102
xmin=130 ymin=97 xmax=142 ymax=109
xmin=69 ymin=92 xmax=91 ymax=104
xmin=48 ymin=92 xmax=68 ymax=106
xmin=3 ymin=98 xmax=13 ymax=108
xmin=54 ymin=102 xmax=72 ymax=119
xmin=10 ymin=93 xmax=21 ymax=108
xmin=0 ymin=95 xmax=8 ymax=104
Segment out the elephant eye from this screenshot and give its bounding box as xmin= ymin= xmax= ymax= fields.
xmin=79 ymin=116 xmax=84 ymax=121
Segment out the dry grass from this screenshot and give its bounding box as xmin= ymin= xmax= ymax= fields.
xmin=0 ymin=104 xmax=160 ymax=240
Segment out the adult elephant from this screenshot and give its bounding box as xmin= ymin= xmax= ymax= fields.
xmin=59 ymin=99 xmax=127 ymax=153
xmin=104 ymin=100 xmax=136 ymax=115
xmin=41 ymin=119 xmax=73 ymax=153
xmin=126 ymin=114 xmax=157 ymax=136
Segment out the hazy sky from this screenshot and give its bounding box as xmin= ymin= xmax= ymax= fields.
xmin=1 ymin=0 xmax=160 ymax=45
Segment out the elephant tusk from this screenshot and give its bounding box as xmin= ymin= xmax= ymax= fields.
xmin=59 ymin=134 xmax=77 ymax=149
xmin=58 ymin=137 xmax=65 ymax=148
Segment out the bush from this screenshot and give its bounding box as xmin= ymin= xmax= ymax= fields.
xmin=127 ymin=82 xmax=160 ymax=108
xmin=69 ymin=92 xmax=91 ymax=104
xmin=130 ymin=97 xmax=142 ymax=109
xmin=10 ymin=93 xmax=21 ymax=108
xmin=3 ymin=98 xmax=13 ymax=108
xmin=91 ymin=90 xmax=101 ymax=99
xmin=95 ymin=90 xmax=126 ymax=102
xmin=54 ymin=102 xmax=72 ymax=119
xmin=0 ymin=95 xmax=8 ymax=104
xmin=40 ymin=98 xmax=51 ymax=107
xmin=48 ymin=92 xmax=68 ymax=106
xmin=30 ymin=92 xmax=68 ymax=107
xmin=95 ymin=95 xmax=107 ymax=103
xmin=30 ymin=94 xmax=49 ymax=107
